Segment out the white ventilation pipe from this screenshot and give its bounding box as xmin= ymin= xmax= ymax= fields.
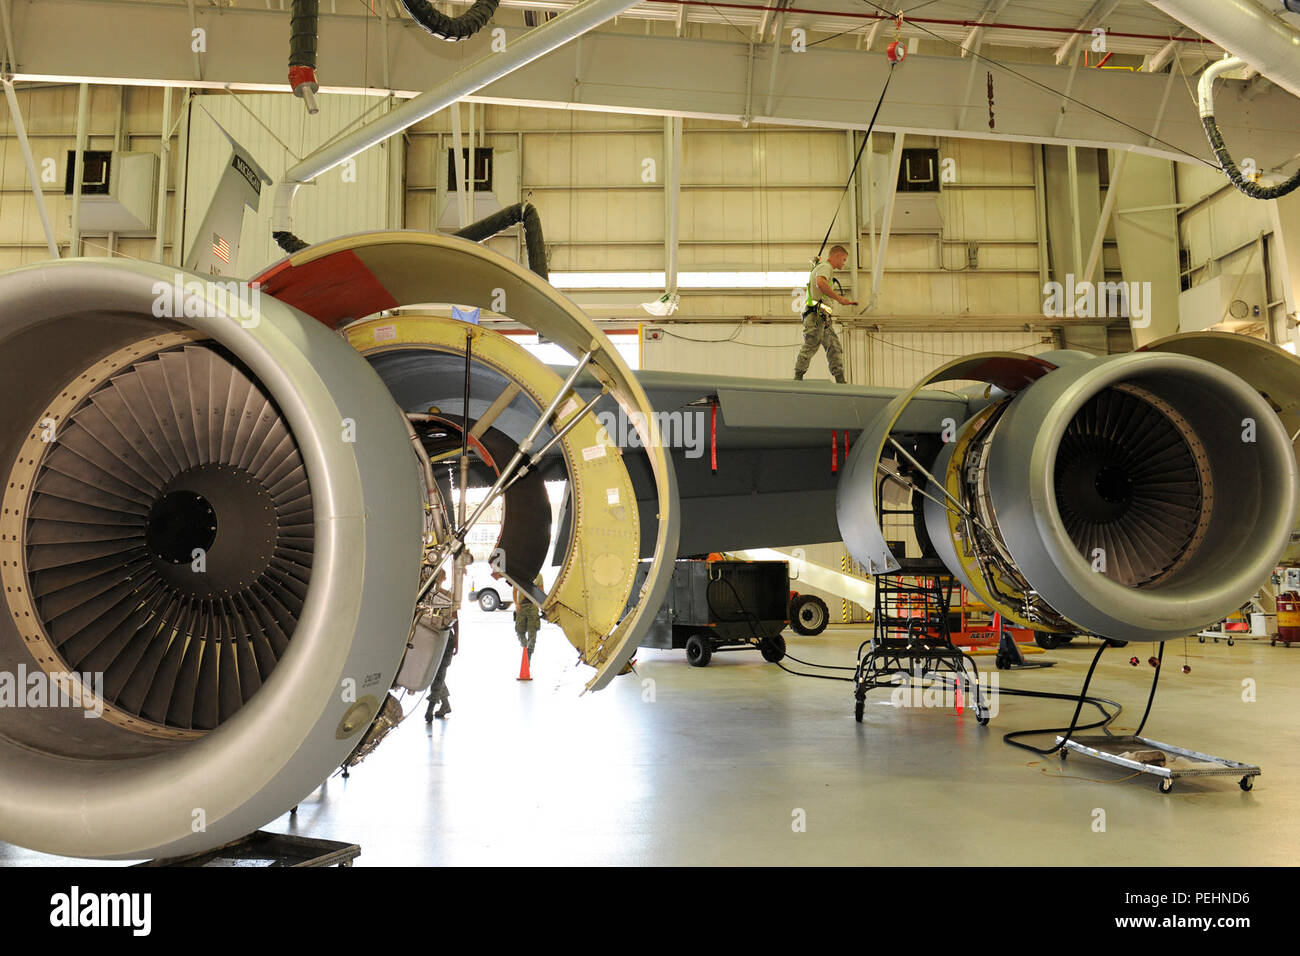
xmin=1147 ymin=0 xmax=1300 ymax=99
xmin=272 ymin=0 xmax=641 ymax=245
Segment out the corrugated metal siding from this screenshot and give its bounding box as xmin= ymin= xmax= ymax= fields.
xmin=0 ymin=84 xmax=176 ymax=268
xmin=183 ymin=94 xmax=392 ymax=276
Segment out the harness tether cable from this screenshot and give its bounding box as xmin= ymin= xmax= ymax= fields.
xmin=817 ymin=60 xmax=897 ymax=261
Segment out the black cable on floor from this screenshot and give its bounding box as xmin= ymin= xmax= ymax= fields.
xmin=1001 ymin=640 xmax=1117 ymax=756
xmin=1133 ymin=641 xmax=1164 ymax=738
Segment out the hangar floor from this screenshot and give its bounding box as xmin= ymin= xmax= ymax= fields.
xmin=5 ymin=609 xmax=1299 ymax=866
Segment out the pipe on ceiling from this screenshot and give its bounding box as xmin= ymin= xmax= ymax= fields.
xmin=1147 ymin=0 xmax=1300 ymax=99
xmin=271 ymin=0 xmax=643 ymax=249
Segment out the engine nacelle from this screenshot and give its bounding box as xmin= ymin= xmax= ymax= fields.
xmin=842 ymin=346 xmax=1299 ymax=643
xmin=0 ymin=259 xmax=425 ymax=860
xmin=0 ymin=232 xmax=679 ymax=860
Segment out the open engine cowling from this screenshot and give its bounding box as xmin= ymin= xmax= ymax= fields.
xmin=0 ymin=259 xmax=425 ymax=859
xmin=842 ymin=346 xmax=1298 ymax=643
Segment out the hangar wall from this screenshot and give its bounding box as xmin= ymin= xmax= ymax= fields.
xmin=1176 ymin=160 xmax=1298 ymax=348
xmin=0 ymin=90 xmax=1118 ymax=344
xmin=0 ymin=85 xmax=177 ymax=267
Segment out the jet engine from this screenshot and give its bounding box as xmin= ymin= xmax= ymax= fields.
xmin=0 ymin=258 xmax=425 ymax=860
xmin=0 ymin=232 xmax=678 ymax=860
xmin=839 ymin=344 xmax=1299 ymax=643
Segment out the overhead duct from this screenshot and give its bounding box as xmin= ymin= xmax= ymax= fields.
xmin=0 ymin=259 xmax=425 ymax=859
xmin=272 ymin=0 xmax=642 ymax=252
xmin=1147 ymin=0 xmax=1300 ymax=99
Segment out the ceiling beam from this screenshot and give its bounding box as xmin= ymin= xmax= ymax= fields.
xmin=960 ymin=0 xmax=1012 ymax=58
xmin=1054 ymin=0 xmax=1122 ymax=65
xmin=9 ymin=0 xmax=1300 ymax=168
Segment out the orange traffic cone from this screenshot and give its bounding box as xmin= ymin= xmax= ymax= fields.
xmin=516 ymin=647 xmax=532 ymax=681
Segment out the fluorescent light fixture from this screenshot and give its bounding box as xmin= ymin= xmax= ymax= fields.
xmin=550 ymin=271 xmax=810 ymax=291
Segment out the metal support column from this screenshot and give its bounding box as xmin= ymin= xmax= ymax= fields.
xmin=69 ymin=82 xmax=89 ymax=258
xmin=664 ymin=115 xmax=681 ymax=297
xmin=2 ymin=79 xmax=59 ymax=258
xmin=869 ymin=133 xmax=905 ymax=308
xmin=845 ymin=129 xmax=860 ymax=301
xmin=153 ymin=85 xmax=173 ymax=262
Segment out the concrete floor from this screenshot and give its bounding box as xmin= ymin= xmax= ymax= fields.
xmin=5 ymin=609 xmax=1300 ymax=866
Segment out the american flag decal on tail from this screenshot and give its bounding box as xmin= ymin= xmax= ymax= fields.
xmin=211 ymin=233 xmax=230 ymax=264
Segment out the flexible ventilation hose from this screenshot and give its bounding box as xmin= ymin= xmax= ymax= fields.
xmin=289 ymin=0 xmax=320 ymax=114
xmin=1199 ymin=56 xmax=1300 ymax=200
xmin=454 ymin=202 xmax=548 ymax=280
xmin=401 ymin=0 xmax=500 ymax=41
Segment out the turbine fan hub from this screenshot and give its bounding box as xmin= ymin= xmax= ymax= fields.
xmin=145 ymin=464 xmax=279 ymax=596
xmin=1093 ymin=466 xmax=1134 ymax=507
xmin=146 ymin=489 xmax=217 ymax=564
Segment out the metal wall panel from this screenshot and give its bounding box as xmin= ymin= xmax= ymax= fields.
xmin=183 ymin=93 xmax=392 ymax=276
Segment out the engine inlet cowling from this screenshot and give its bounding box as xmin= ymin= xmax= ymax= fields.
xmin=925 ymin=351 xmax=1297 ymax=643
xmin=0 ymin=259 xmax=424 ymax=860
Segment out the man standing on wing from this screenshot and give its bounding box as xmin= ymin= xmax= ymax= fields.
xmin=794 ymin=245 xmax=856 ymax=384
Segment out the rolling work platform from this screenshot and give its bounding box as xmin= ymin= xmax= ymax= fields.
xmin=853 ymin=559 xmax=989 ymax=725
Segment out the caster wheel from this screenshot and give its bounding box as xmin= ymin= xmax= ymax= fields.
xmin=854 ymin=699 xmax=864 ymax=723
xmin=1240 ymin=776 xmax=1254 ymax=792
xmin=976 ymin=711 xmax=989 ymax=726
xmin=1271 ymin=640 xmax=1277 ymax=647
xmin=1198 ymin=636 xmax=1205 ymax=643
xmin=1059 ymin=749 xmax=1068 ymax=761
xmin=1159 ymin=778 xmax=1173 ymax=794
xmin=1227 ymin=638 xmax=1235 ymax=647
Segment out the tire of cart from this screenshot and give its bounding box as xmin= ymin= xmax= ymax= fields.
xmin=760 ymin=633 xmax=787 ymax=663
xmin=685 ymin=632 xmax=712 ymax=667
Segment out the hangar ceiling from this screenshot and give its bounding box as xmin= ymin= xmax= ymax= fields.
xmin=6 ymin=0 xmax=1300 ymax=167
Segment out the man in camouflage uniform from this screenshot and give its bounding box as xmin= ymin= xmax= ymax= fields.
xmin=513 ymin=572 xmax=545 ymax=657
xmin=793 ymin=244 xmax=856 ymax=384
